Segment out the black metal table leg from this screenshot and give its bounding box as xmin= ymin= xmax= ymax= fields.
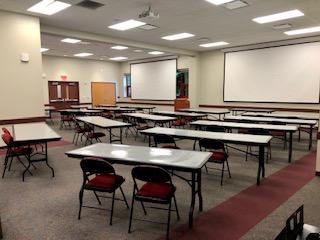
xmin=109 ymin=129 xmax=112 ymax=143
xmin=289 ymin=132 xmax=293 ymax=163
xmin=45 ymin=142 xmax=55 ymax=177
xmin=189 ymin=171 xmax=196 ymax=228
xmin=257 ymin=145 xmax=265 ymax=185
xmin=197 ymin=170 xmax=203 ymax=212
xmin=120 ymin=128 xmax=123 ymax=144
xmin=308 ymin=125 xmax=313 ymax=150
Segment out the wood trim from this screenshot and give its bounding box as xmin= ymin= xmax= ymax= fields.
xmin=199 ymin=104 xmax=319 ymax=113
xmin=44 ymin=102 xmax=92 ymax=107
xmin=117 ymin=101 xmax=174 ymax=106
xmin=0 ymin=116 xmax=47 ymax=125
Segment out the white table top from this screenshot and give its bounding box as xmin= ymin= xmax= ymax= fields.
xmin=59 ymin=109 xmax=103 ymax=113
xmin=230 ymin=108 xmax=274 ymax=113
xmin=76 ymin=116 xmax=130 ymax=128
xmin=123 ymin=113 xmax=176 ymax=121
xmin=141 ymin=127 xmax=272 ymax=145
xmin=89 ymin=107 xmax=136 ymax=112
xmin=44 ymin=106 xmax=56 ymax=111
xmin=70 ymin=105 xmax=92 ymax=109
xmin=179 ymin=108 xmax=230 ymax=114
xmin=153 ymin=110 xmax=206 ymax=118
xmin=66 ymin=143 xmax=212 ymax=170
xmin=190 ymin=120 xmax=298 ymax=132
xmin=243 ymin=112 xmax=319 ymax=121
xmin=225 ymin=115 xmax=317 ymax=125
xmin=13 ymin=122 xmax=61 ymax=143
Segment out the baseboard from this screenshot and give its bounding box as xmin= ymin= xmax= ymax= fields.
xmin=0 ymin=116 xmax=47 ymax=125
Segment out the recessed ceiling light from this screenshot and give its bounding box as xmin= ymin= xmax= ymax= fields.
xmin=108 ymin=19 xmax=146 ymax=31
xmin=111 ymin=45 xmax=128 ymax=50
xmin=74 ymin=53 xmax=93 ymax=57
xmin=109 ymin=57 xmax=128 ymax=61
xmin=162 ymin=33 xmax=195 ymax=41
xmin=41 ymin=48 xmax=49 ymax=52
xmin=148 ymin=51 xmax=164 ymax=55
xmin=27 ymin=0 xmax=71 ymax=15
xmin=284 ymin=26 xmax=320 ymax=35
xmin=61 ymin=38 xmax=81 ymax=44
xmin=205 ymin=0 xmax=234 ymax=5
xmin=133 ymin=49 xmax=143 ymax=53
xmin=252 ymin=9 xmax=304 ymax=24
xmin=199 ymin=41 xmax=229 ymax=48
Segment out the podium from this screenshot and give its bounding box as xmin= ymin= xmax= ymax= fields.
xmin=174 ymin=98 xmax=190 ymax=111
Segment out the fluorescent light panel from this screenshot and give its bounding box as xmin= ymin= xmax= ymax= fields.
xmin=28 ymin=0 xmax=71 ymax=15
xmin=41 ymin=48 xmax=49 ymax=52
xmin=199 ymin=41 xmax=229 ymax=48
xmin=74 ymin=53 xmax=93 ymax=57
xmin=111 ymin=46 xmax=128 ymax=50
xmin=108 ymin=19 xmax=146 ymax=31
xmin=148 ymin=51 xmax=164 ymax=55
xmin=284 ymin=26 xmax=320 ymax=35
xmin=61 ymin=38 xmax=81 ymax=43
xmin=252 ymin=9 xmax=304 ymax=24
xmin=205 ymin=0 xmax=234 ymax=5
xmin=109 ymin=57 xmax=128 ymax=61
xmin=162 ymin=32 xmax=195 ymax=41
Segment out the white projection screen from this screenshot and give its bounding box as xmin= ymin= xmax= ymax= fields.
xmin=131 ymin=59 xmax=177 ymax=100
xmin=224 ymin=42 xmax=320 ymax=103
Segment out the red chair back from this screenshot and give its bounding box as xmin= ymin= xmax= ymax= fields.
xmin=132 ymin=166 xmax=171 ymax=183
xmin=80 ymin=157 xmax=115 ymax=178
xmin=1 ymin=133 xmax=13 ymax=146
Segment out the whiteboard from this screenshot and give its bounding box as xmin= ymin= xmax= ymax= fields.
xmin=224 ymin=42 xmax=320 ymax=103
xmin=131 ymin=59 xmax=176 ymax=100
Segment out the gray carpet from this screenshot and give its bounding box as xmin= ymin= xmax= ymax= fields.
xmin=0 ymin=120 xmax=319 ymax=240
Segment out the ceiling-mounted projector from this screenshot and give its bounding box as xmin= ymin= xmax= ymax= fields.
xmin=139 ymin=6 xmax=159 ymax=20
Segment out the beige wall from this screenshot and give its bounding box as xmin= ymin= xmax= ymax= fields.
xmin=198 ymin=50 xmax=320 ymax=110
xmin=42 ymin=55 xmax=121 ymax=104
xmin=0 ymin=10 xmax=43 ymax=120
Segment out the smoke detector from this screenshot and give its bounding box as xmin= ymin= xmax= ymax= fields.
xmin=139 ymin=6 xmax=159 ymax=21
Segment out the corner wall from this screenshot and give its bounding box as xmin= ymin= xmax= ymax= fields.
xmin=42 ymin=55 xmax=121 ymax=104
xmin=0 ymin=10 xmax=44 ymax=120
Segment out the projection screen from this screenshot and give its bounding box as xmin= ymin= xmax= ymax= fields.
xmin=131 ymin=59 xmax=177 ymax=100
xmin=224 ymin=42 xmax=320 ymax=103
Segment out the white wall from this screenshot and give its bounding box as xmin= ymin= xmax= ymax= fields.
xmin=42 ymin=55 xmax=121 ymax=104
xmin=0 ymin=10 xmax=44 ymax=120
xmin=198 ymin=50 xmax=320 ymax=109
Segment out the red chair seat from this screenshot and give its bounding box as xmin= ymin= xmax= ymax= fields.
xmin=173 ymin=119 xmax=186 ymax=126
xmin=88 ymin=132 xmax=106 ymax=138
xmin=12 ymin=147 xmax=33 ymax=155
xmin=137 ymin=182 xmax=175 ymax=200
xmin=271 ymin=130 xmax=285 ymax=137
xmin=209 ymin=151 xmax=226 ymax=163
xmin=86 ymin=174 xmax=125 ymax=191
xmin=136 ymin=125 xmax=150 ymax=131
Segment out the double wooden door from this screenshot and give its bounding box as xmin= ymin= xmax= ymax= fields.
xmin=48 ymin=81 xmax=79 ymax=109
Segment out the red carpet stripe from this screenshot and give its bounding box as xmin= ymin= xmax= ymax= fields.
xmin=163 ymin=152 xmax=316 ymax=240
xmin=0 ymin=140 xmax=71 ymax=156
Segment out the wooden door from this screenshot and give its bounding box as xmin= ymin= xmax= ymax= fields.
xmin=91 ymin=82 xmax=116 ymax=107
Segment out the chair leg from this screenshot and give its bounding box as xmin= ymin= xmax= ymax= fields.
xmin=204 ymin=164 xmax=208 ymax=173
xmin=78 ymin=188 xmax=84 ymax=219
xmin=93 ymin=191 xmax=101 ymax=205
xmin=245 ymin=145 xmax=249 ymax=161
xmin=220 ymin=162 xmax=225 ymax=186
xmin=226 ymin=159 xmax=231 ymax=178
xmin=166 ymin=199 xmax=172 ymax=240
xmin=128 ymin=195 xmax=135 ymax=233
xmin=173 ymin=195 xmax=180 ymax=220
xmin=110 ymin=191 xmax=116 ymax=225
xmin=120 ymin=186 xmax=129 ymax=209
xmin=140 ymin=202 xmax=147 ymax=215
xmin=2 ymin=155 xmax=9 ymax=178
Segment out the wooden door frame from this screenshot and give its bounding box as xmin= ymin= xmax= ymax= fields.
xmin=91 ymin=82 xmax=116 ymax=106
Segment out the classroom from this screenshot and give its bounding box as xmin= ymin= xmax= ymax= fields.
xmin=0 ymin=0 xmax=320 ymax=239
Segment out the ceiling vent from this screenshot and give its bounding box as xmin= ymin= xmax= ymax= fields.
xmin=223 ymin=0 xmax=248 ymax=10
xmin=273 ymin=23 xmax=292 ymax=30
xmin=76 ymin=0 xmax=105 ymax=10
xmin=138 ymin=24 xmax=158 ymax=30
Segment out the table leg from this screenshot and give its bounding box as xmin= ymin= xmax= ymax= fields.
xmin=308 ymin=125 xmax=313 ymax=150
xmin=289 ymin=132 xmax=293 ymax=163
xmin=197 ymin=170 xmax=203 ymax=212
xmin=189 ymin=171 xmax=196 ymax=228
xmin=148 ymin=136 xmax=151 ymax=147
xmin=109 ymin=129 xmax=112 ymax=143
xmin=257 ymin=145 xmax=265 ymax=185
xmin=120 ymin=128 xmax=123 ymax=144
xmin=22 ymin=144 xmax=32 ymax=182
xmin=45 ymin=142 xmax=55 ymax=178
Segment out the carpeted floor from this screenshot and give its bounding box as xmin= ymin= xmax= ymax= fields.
xmin=0 ymin=120 xmax=319 ymax=240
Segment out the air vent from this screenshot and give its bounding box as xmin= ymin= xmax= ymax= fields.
xmin=273 ymin=23 xmax=292 ymax=30
xmin=223 ymin=0 xmax=248 ymax=10
xmin=76 ymin=0 xmax=104 ymax=10
xmin=138 ymin=24 xmax=158 ymax=30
